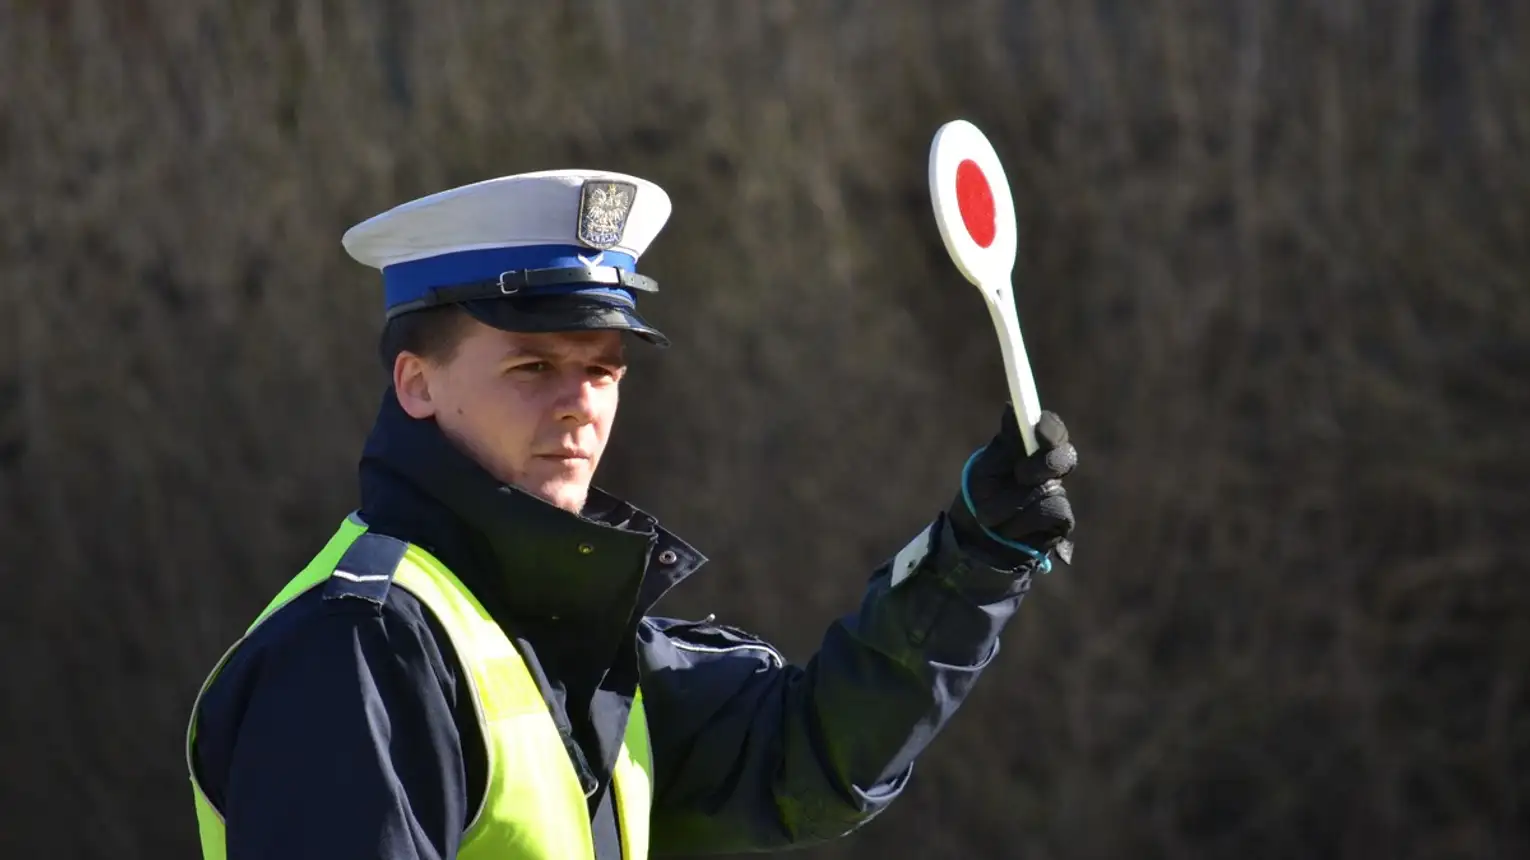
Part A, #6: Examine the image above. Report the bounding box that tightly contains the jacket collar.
[356,387,705,623]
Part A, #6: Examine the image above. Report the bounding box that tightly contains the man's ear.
[393,351,438,419]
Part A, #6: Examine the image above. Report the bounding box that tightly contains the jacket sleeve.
[193,596,471,860]
[640,512,1037,855]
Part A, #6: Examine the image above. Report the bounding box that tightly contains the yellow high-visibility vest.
[185,515,653,860]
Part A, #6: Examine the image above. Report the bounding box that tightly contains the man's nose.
[553,372,599,424]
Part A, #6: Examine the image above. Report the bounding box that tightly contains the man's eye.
[589,365,624,381]
[511,361,552,373]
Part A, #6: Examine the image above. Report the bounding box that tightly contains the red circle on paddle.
[955,159,997,249]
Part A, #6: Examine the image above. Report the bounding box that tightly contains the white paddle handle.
[980,280,1043,456]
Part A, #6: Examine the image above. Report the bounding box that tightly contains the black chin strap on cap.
[384,264,660,320]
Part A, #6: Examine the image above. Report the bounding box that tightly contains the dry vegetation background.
[2,0,1527,858]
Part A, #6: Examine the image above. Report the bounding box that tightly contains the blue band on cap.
[382,244,638,311]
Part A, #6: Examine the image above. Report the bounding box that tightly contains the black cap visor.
[459,295,670,348]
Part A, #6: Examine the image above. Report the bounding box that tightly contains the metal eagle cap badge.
[577,180,637,250]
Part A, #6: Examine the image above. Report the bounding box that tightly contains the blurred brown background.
[2,1,1526,858]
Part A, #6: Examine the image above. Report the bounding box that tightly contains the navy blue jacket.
[190,390,1040,859]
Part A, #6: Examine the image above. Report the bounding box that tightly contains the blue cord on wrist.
[960,449,1053,574]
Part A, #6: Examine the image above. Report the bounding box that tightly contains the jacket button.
[578,543,594,555]
[658,549,678,565]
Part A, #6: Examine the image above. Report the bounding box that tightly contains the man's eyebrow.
[500,345,627,365]
[500,346,556,361]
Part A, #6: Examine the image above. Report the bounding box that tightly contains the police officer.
[185,169,1078,859]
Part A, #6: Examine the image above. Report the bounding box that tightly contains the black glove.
[947,407,1078,570]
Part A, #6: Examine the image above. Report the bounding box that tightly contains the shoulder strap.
[321,531,410,605]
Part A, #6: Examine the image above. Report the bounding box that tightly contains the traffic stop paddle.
[928,119,1044,456]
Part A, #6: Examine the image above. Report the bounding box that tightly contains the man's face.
[394,319,626,514]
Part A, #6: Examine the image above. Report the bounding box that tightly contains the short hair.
[377,305,473,371]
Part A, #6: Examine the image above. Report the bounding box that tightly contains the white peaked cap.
[342,169,673,270]
[337,169,675,346]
